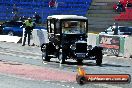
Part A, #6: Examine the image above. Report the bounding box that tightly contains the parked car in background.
[0,23,3,34]
[100,26,132,35]
[0,20,46,36]
[0,20,23,36]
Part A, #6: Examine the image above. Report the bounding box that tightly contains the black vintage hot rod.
[41,15,103,65]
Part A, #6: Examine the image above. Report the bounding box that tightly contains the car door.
[2,22,14,35]
[13,22,23,36]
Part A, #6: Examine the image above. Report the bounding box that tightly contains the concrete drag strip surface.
[0,51,41,60]
[0,60,76,82]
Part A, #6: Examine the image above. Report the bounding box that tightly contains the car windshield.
[2,22,13,27]
[62,21,86,34]
[14,22,23,27]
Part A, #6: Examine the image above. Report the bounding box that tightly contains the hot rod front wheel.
[58,52,66,64]
[41,44,51,62]
[42,51,50,62]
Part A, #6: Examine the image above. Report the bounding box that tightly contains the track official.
[22,18,35,46]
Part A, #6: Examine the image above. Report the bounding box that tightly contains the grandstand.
[0,0,92,23]
[114,0,132,21]
[87,0,132,32]
[1,0,132,32]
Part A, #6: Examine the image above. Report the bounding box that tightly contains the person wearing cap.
[22,17,35,46]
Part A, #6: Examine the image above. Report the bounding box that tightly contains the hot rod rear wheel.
[96,51,103,66]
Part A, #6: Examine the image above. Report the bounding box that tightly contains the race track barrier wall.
[22,28,48,46]
[97,34,132,58]
[1,31,132,58]
[0,35,22,43]
[32,29,49,46]
[87,33,98,47]
[98,34,121,56]
[124,37,132,58]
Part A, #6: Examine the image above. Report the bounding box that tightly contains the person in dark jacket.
[22,18,35,46]
[33,12,41,24]
[126,1,132,8]
[116,1,124,12]
[49,0,56,8]
[13,4,18,14]
[113,23,119,35]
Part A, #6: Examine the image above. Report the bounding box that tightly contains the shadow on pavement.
[43,60,130,68]
[55,61,98,66]
[100,64,130,67]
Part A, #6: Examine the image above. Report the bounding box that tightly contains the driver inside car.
[63,22,81,33]
[63,27,81,33]
[63,27,72,33]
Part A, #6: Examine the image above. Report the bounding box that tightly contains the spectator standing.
[12,4,19,21]
[126,1,132,8]
[19,16,27,22]
[33,12,41,24]
[13,14,19,21]
[113,23,119,35]
[49,0,58,8]
[116,1,124,12]
[12,4,18,14]
[22,18,35,46]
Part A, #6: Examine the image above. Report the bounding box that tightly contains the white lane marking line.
[0,73,73,88]
[51,82,55,85]
[56,83,61,85]
[44,82,72,88]
[61,85,65,87]
[0,49,41,56]
[66,85,70,87]
[46,81,51,84]
[94,84,122,88]
[0,52,40,60]
[0,72,34,81]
